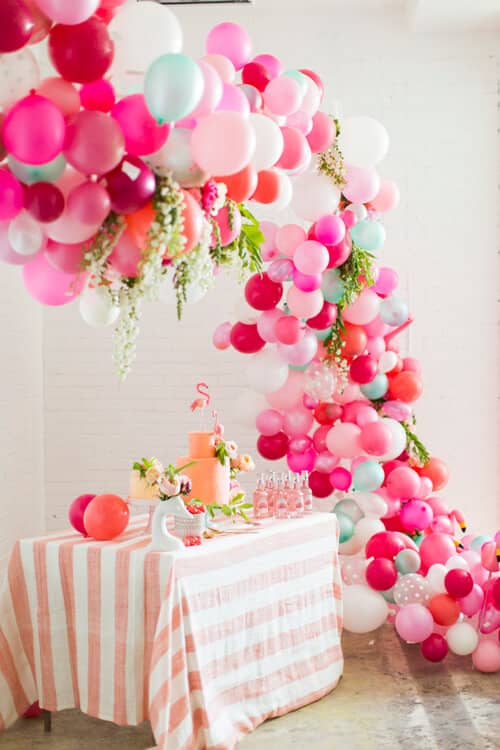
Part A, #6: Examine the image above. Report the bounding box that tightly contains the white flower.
[158,475,181,497]
[145,464,163,485]
[238,454,255,472]
[225,441,238,459]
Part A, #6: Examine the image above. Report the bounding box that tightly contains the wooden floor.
[2,627,498,749]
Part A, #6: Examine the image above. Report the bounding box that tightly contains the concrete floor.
[2,627,498,750]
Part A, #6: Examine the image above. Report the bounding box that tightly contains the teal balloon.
[352,460,384,492]
[315,327,332,341]
[350,219,386,251]
[413,533,424,547]
[321,269,345,304]
[395,549,421,575]
[334,497,363,523]
[381,587,396,603]
[144,53,204,124]
[470,535,492,552]
[334,511,355,544]
[282,69,309,95]
[380,295,408,326]
[360,373,388,400]
[8,154,66,184]
[289,363,309,372]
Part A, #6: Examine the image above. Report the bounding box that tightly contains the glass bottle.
[301,471,313,513]
[253,474,269,519]
[265,472,276,516]
[292,475,305,518]
[274,478,289,519]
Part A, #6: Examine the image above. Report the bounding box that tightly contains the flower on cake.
[237,454,255,472]
[225,441,238,459]
[132,457,195,501]
[145,460,164,485]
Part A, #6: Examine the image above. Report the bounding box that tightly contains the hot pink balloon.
[314,215,345,246]
[400,500,433,532]
[0,169,23,221]
[252,54,282,78]
[112,94,170,156]
[3,94,66,166]
[205,22,252,71]
[80,79,116,113]
[64,110,125,177]
[67,181,111,226]
[292,268,322,292]
[372,266,398,296]
[212,321,232,350]
[256,408,284,436]
[213,204,242,246]
[313,424,330,452]
[287,449,317,473]
[387,467,421,500]
[23,251,85,305]
[330,466,352,491]
[68,493,96,536]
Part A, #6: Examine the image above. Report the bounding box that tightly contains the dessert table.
[0,513,343,749]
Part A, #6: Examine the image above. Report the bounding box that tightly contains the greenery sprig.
[338,241,375,309]
[190,495,254,523]
[81,211,126,277]
[401,422,430,466]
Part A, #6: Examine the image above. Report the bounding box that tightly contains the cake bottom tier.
[129,470,159,500]
[177,456,230,505]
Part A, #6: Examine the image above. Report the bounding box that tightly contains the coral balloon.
[419,533,457,572]
[428,594,460,626]
[64,110,124,176]
[389,371,423,403]
[252,170,281,204]
[275,127,309,171]
[37,77,80,117]
[217,165,258,203]
[83,494,129,541]
[419,457,449,491]
[49,17,114,83]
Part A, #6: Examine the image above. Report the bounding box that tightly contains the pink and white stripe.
[0,514,343,749]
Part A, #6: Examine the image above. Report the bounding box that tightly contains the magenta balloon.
[0,0,34,53]
[44,239,85,274]
[330,466,352,491]
[25,182,65,223]
[314,215,346,246]
[372,266,398,296]
[256,408,284,436]
[309,470,333,498]
[48,18,114,84]
[287,449,316,473]
[267,258,293,283]
[67,181,111,226]
[0,221,37,265]
[108,230,141,278]
[257,431,289,460]
[3,94,66,166]
[68,493,96,536]
[230,321,265,353]
[0,169,23,221]
[64,111,124,176]
[23,251,85,305]
[292,268,322,292]
[102,155,155,214]
[111,95,170,156]
[80,79,116,113]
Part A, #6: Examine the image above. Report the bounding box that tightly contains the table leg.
[42,710,52,733]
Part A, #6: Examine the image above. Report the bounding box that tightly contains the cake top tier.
[188,431,216,459]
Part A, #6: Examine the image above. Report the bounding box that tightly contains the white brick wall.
[2,4,500,556]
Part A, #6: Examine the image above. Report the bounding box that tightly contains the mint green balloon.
[350,219,386,251]
[144,54,204,124]
[395,549,421,575]
[335,498,363,523]
[352,460,384,492]
[282,69,309,96]
[289,363,309,372]
[333,511,355,544]
[321,269,345,304]
[315,327,332,341]
[360,373,388,400]
[381,587,396,603]
[8,154,66,184]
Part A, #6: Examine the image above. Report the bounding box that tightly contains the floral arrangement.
[132,457,194,500]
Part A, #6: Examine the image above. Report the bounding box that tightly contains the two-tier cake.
[176,431,230,505]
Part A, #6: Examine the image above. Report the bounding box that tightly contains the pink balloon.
[68,493,96,536]
[192,60,223,117]
[108,231,141,278]
[3,94,66,166]
[371,179,400,213]
[381,400,412,422]
[364,315,388,338]
[44,239,85,274]
[286,111,312,135]
[430,515,453,534]
[239,84,262,113]
[386,467,421,500]
[326,423,362,459]
[419,533,457,572]
[37,77,81,117]
[292,268,322,292]
[275,315,303,345]
[268,258,293,283]
[205,22,252,71]
[23,251,85,305]
[395,604,433,643]
[275,223,306,257]
[217,83,250,115]
[276,127,310,171]
[64,110,125,177]
[366,337,385,358]
[283,407,314,437]
[330,466,352,491]
[256,408,284,436]
[287,286,324,319]
[343,166,380,204]
[80,79,116,113]
[306,111,335,153]
[67,181,111,226]
[403,357,422,374]
[472,641,500,673]
[343,288,380,325]
[360,421,392,456]
[112,94,170,156]
[0,221,39,265]
[213,204,242,246]
[278,329,317,366]
[267,370,305,410]
[327,240,352,269]
[287,449,317,473]
[263,77,302,116]
[293,240,329,276]
[0,169,23,221]
[191,111,255,176]
[212,321,232,350]
[201,54,235,84]
[315,451,338,473]
[252,54,282,78]
[400,500,433,532]
[289,435,313,454]
[372,266,398,296]
[314,215,345,246]
[313,424,330,452]
[256,308,282,343]
[35,0,99,24]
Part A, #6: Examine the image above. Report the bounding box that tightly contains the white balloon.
[245,348,289,394]
[426,563,447,594]
[146,128,208,187]
[378,418,407,461]
[354,492,387,519]
[8,211,45,256]
[378,350,398,374]
[291,173,340,221]
[343,584,388,634]
[338,116,389,168]
[0,49,40,110]
[300,78,321,117]
[109,1,182,77]
[249,113,284,171]
[340,517,385,555]
[346,203,368,221]
[446,623,478,656]
[79,286,120,328]
[445,555,469,571]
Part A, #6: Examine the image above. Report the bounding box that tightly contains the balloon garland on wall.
[0,0,499,671]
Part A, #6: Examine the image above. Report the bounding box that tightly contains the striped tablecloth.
[0,513,343,749]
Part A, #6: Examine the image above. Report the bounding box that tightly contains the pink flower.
[225,440,238,459]
[158,475,181,498]
[178,474,192,496]
[238,454,255,472]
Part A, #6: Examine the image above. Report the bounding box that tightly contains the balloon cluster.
[69,492,129,540]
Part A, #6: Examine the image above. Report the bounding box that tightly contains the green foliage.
[401,422,430,466]
[338,241,375,309]
[191,494,253,522]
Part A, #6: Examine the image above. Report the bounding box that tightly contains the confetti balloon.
[393,574,431,606]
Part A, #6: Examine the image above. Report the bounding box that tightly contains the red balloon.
[49,18,114,84]
[25,182,65,223]
[350,355,378,384]
[314,402,342,425]
[492,578,500,610]
[102,155,156,215]
[307,301,337,330]
[257,431,289,460]
[217,165,258,203]
[309,470,333,498]
[428,594,460,626]
[80,79,116,112]
[242,62,271,92]
[444,569,473,599]
[365,531,406,560]
[0,0,34,53]
[340,324,367,357]
[252,170,281,204]
[420,633,448,662]
[83,494,129,540]
[365,558,397,591]
[244,273,283,311]
[68,493,96,536]
[230,321,266,353]
[275,315,303,345]
[388,371,423,403]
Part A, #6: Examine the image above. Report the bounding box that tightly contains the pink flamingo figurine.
[212,409,224,438]
[191,382,211,412]
[384,315,414,346]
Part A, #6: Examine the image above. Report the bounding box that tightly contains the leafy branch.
[190,495,253,523]
[338,241,375,309]
[401,422,430,466]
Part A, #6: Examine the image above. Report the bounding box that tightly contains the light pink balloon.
[294,240,329,275]
[268,258,293,283]
[372,266,398,296]
[217,83,250,115]
[23,251,85,306]
[371,179,400,213]
[37,77,80,117]
[275,223,306,257]
[343,288,380,325]
[278,329,317,366]
[283,407,314,437]
[263,77,302,116]
[395,604,433,643]
[67,182,111,226]
[201,54,235,83]
[212,321,232,350]
[315,451,339,473]
[307,111,335,153]
[108,231,141,278]
[256,308,282,343]
[472,641,500,673]
[192,60,223,117]
[458,584,484,616]
[205,22,252,71]
[0,221,39,265]
[287,286,324,319]
[35,0,99,24]
[191,111,255,176]
[326,423,363,458]
[44,239,85,274]
[366,337,385,358]
[64,110,125,177]
[256,408,284,436]
[252,54,282,78]
[287,111,312,135]
[343,165,381,204]
[267,370,305,410]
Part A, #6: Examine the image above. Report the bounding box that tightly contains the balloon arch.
[0,0,499,672]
